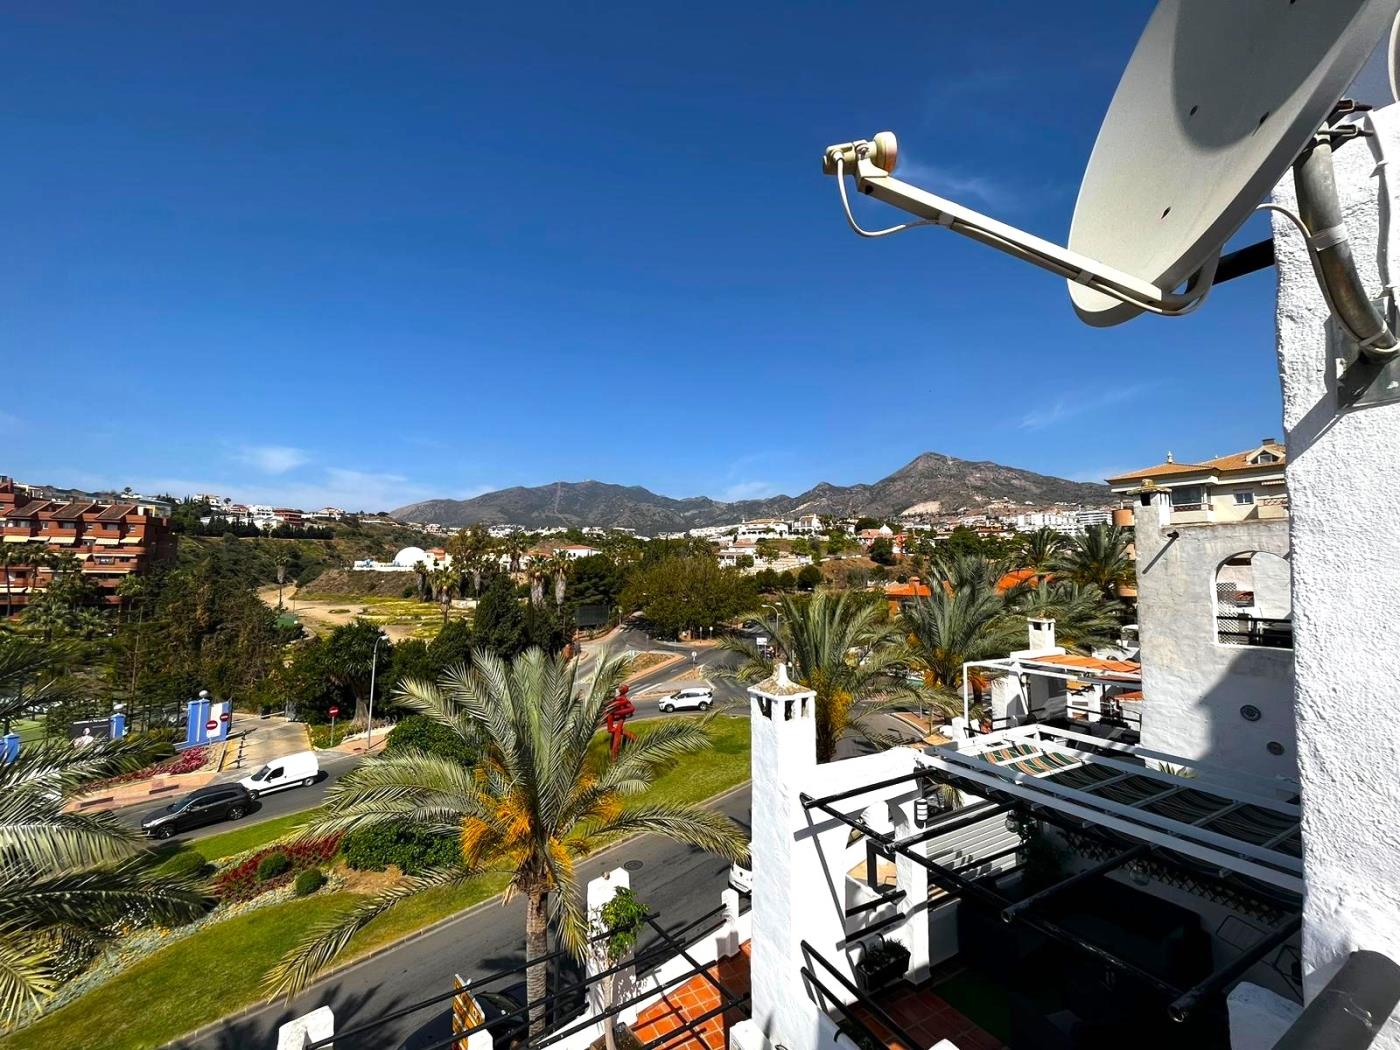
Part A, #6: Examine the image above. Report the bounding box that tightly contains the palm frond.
[266,864,480,999]
[0,926,55,1026]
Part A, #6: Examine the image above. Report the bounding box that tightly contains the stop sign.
[205,720,218,732]
[329,706,340,718]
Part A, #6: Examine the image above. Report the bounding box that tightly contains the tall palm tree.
[272,549,291,610]
[527,554,549,608]
[901,582,1025,701]
[268,649,747,1033]
[540,551,571,608]
[412,559,431,601]
[1018,527,1067,574]
[504,536,527,575]
[1009,580,1122,653]
[0,636,209,1024]
[1056,525,1135,602]
[719,590,915,762]
[428,564,463,626]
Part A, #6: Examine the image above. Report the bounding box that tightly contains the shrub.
[213,835,342,902]
[385,714,475,765]
[343,823,461,874]
[294,868,326,896]
[158,849,210,880]
[256,851,291,881]
[85,745,209,792]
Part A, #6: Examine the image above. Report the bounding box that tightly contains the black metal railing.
[1217,615,1294,649]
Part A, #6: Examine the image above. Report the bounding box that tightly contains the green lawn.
[1,716,751,1050]
[0,893,359,1050]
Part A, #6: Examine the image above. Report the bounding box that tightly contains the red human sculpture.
[605,684,637,759]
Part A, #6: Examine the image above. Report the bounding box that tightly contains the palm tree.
[527,554,549,608]
[719,590,916,762]
[272,549,291,610]
[0,636,209,1023]
[504,536,528,575]
[540,551,571,608]
[901,582,1025,702]
[267,648,747,1033]
[412,559,430,601]
[1056,525,1135,602]
[1009,580,1122,653]
[1018,527,1066,574]
[428,564,463,625]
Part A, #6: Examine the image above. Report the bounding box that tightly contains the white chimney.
[1027,617,1056,653]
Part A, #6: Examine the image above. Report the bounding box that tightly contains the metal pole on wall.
[366,633,385,753]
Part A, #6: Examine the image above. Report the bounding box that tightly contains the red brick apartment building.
[0,476,174,613]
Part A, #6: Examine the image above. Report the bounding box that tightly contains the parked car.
[238,750,319,799]
[728,862,753,894]
[140,784,253,839]
[658,687,713,713]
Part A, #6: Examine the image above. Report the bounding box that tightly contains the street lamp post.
[366,632,386,753]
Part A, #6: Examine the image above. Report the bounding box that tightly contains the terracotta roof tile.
[1106,442,1286,483]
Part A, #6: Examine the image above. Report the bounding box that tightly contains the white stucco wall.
[747,681,925,1050]
[1133,491,1297,779]
[1273,103,1400,1046]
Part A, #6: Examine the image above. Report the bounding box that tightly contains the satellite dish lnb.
[824,0,1400,359]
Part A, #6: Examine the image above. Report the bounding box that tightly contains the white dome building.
[392,546,430,569]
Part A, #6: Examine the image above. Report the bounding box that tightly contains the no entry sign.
[205,719,218,732]
[329,706,340,718]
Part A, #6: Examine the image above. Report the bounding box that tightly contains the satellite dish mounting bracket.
[822,134,1215,319]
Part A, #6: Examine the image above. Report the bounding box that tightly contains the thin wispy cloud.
[234,445,311,474]
[721,480,779,502]
[895,158,1016,211]
[1018,384,1159,431]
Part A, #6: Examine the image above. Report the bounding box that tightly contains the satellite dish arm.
[824,136,1213,316]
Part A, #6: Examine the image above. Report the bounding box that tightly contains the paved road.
[113,750,362,845]
[178,787,754,1050]
[172,714,922,1050]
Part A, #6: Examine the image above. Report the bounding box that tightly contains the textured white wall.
[1273,103,1400,1046]
[747,683,924,1050]
[1132,492,1296,778]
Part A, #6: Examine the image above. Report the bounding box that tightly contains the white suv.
[658,687,713,713]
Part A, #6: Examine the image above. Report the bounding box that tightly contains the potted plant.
[854,937,910,992]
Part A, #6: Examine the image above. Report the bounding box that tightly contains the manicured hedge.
[343,823,460,874]
[294,868,326,896]
[158,849,211,880]
[256,852,290,881]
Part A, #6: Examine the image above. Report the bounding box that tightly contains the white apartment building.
[1108,441,1289,525]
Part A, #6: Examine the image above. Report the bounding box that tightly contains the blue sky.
[3,2,1294,511]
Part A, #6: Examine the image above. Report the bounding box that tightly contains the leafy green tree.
[719,591,914,763]
[620,557,754,639]
[474,573,527,657]
[868,537,896,566]
[390,639,434,685]
[567,555,625,613]
[321,619,390,724]
[270,649,747,1034]
[796,564,823,591]
[0,672,209,1023]
[384,713,475,764]
[428,618,474,671]
[853,517,883,533]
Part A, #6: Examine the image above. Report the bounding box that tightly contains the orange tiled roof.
[1107,442,1286,483]
[1031,653,1141,676]
[885,580,932,599]
[632,943,751,1050]
[996,568,1045,592]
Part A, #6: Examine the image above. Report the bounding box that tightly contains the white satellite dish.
[1390,9,1400,102]
[824,0,1400,351]
[1070,0,1400,326]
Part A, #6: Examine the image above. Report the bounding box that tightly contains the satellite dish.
[823,0,1400,337]
[1390,9,1400,102]
[1069,0,1400,326]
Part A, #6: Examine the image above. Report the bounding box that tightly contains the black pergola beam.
[802,794,895,845]
[799,767,933,811]
[1169,915,1303,1022]
[1001,844,1150,923]
[845,887,905,917]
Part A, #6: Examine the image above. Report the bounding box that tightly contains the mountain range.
[391,453,1110,533]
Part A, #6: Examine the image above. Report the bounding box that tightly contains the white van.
[239,751,319,799]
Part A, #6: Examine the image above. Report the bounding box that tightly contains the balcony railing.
[1217,615,1293,649]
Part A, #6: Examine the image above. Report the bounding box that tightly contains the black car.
[140,784,253,839]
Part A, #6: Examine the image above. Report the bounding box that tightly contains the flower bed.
[212,835,342,903]
[85,746,209,792]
